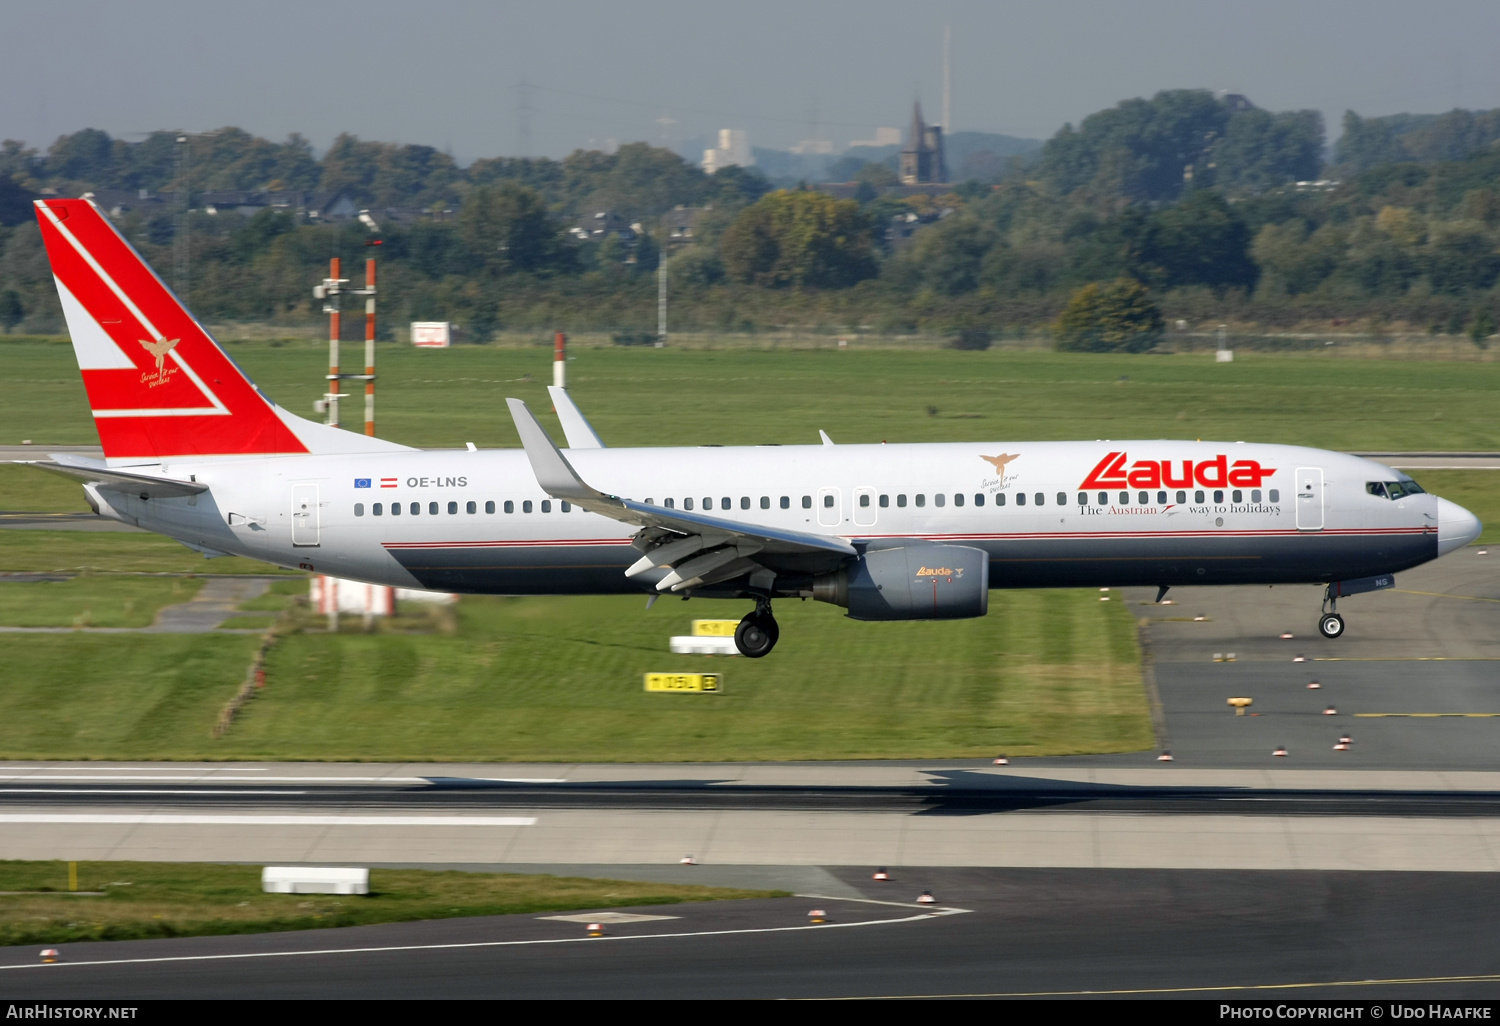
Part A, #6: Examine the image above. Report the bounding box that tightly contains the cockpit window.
[1368,480,1425,500]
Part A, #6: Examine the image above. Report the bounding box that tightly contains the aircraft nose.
[1436,497,1482,556]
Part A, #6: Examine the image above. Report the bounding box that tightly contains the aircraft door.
[1295,467,1324,531]
[817,487,842,527]
[291,483,321,546]
[853,486,877,528]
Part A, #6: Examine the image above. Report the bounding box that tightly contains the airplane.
[20,197,1484,657]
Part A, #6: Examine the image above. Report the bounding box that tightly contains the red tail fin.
[35,199,408,463]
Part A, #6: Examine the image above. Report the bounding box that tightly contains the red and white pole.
[364,257,376,437]
[553,331,566,390]
[327,257,341,429]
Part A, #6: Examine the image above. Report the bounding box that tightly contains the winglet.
[819,430,834,446]
[548,387,606,449]
[506,398,608,502]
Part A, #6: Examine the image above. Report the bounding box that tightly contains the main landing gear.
[1318,585,1345,639]
[735,600,779,658]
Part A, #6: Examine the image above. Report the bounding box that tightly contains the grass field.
[0,575,201,628]
[0,588,1147,761]
[0,341,1492,762]
[0,861,776,946]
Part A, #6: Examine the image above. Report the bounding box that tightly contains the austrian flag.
[380,477,399,489]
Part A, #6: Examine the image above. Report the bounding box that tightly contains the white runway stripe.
[0,776,567,784]
[0,814,537,826]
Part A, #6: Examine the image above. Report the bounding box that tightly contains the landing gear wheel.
[735,612,779,658]
[1318,613,1345,639]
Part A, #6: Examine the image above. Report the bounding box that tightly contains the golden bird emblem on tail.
[137,337,180,375]
[980,453,1019,474]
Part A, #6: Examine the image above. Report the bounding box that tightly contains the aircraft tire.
[735,612,778,658]
[1317,613,1345,639]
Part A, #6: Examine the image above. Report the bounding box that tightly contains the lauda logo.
[1080,451,1276,490]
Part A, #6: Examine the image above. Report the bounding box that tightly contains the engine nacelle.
[813,542,989,621]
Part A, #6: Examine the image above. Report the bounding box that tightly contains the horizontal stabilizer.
[26,453,207,498]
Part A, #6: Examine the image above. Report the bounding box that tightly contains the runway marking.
[1355,713,1500,718]
[0,789,307,795]
[0,776,567,784]
[1312,657,1500,662]
[0,766,267,772]
[0,814,537,826]
[0,903,970,973]
[1392,589,1500,603]
[854,971,1500,999]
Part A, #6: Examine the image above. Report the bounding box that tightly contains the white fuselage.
[92,439,1450,597]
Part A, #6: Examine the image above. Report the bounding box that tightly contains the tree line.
[3,90,1500,343]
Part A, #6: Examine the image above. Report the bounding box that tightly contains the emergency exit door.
[1294,467,1324,531]
[291,483,321,546]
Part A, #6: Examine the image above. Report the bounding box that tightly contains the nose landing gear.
[734,599,780,658]
[1317,585,1345,639]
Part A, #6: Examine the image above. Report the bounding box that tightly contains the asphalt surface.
[5,869,1500,998]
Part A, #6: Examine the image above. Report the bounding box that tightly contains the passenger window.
[504,500,514,513]
[780,496,789,509]
[802,496,812,509]
[1057,492,1067,506]
[1232,490,1242,504]
[897,494,907,507]
[665,498,675,509]
[1195,490,1205,504]
[1251,490,1261,504]
[523,500,533,513]
[823,494,835,508]
[466,501,476,514]
[1035,493,1044,506]
[879,494,889,508]
[974,494,985,507]
[954,493,964,507]
[1213,490,1223,504]
[1098,492,1108,505]
[703,497,712,510]
[429,502,439,515]
[741,497,750,510]
[1157,491,1167,505]
[485,500,495,514]
[561,501,571,512]
[355,503,364,517]
[1176,491,1186,504]
[934,493,945,508]
[684,498,694,510]
[1016,492,1026,506]
[1269,489,1280,502]
[1137,491,1148,505]
[760,496,770,509]
[859,494,870,507]
[995,493,1005,506]
[915,494,926,508]
[373,502,383,516]
[721,497,731,510]
[1077,493,1087,505]
[542,500,552,513]
[411,502,421,515]
[1119,491,1129,505]
[448,501,458,515]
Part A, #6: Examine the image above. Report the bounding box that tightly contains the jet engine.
[812,542,989,621]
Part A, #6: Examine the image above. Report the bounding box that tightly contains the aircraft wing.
[507,398,854,591]
[25,453,208,498]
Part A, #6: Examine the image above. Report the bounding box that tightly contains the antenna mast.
[942,25,952,132]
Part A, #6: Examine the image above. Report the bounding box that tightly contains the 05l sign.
[645,673,723,693]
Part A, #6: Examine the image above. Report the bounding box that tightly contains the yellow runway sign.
[645,673,723,693]
[690,620,739,637]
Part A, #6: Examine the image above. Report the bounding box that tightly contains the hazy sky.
[4,0,1500,164]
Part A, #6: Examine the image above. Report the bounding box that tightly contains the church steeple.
[899,99,946,185]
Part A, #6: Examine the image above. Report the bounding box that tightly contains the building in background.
[899,102,946,185]
[848,127,901,149]
[702,129,753,174]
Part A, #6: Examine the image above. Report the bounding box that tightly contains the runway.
[1,543,1495,996]
[5,869,1500,998]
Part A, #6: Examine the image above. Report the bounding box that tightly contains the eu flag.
[354,478,371,488]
